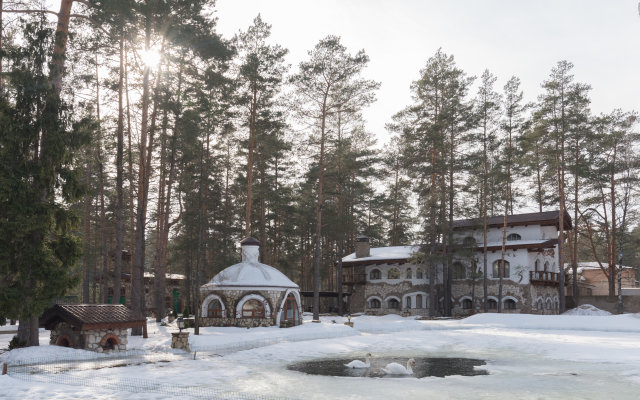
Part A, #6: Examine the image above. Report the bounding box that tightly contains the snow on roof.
[569,262,634,273]
[342,245,421,263]
[143,272,186,280]
[201,239,298,290]
[201,261,299,289]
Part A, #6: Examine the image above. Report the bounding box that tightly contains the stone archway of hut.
[57,335,72,347]
[100,333,121,351]
[282,294,299,325]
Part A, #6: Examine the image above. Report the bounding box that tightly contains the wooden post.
[2,363,7,375]
[143,322,148,339]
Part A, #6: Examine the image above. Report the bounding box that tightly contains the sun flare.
[140,48,162,69]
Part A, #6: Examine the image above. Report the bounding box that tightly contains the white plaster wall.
[455,225,553,243]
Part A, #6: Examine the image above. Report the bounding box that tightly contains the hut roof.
[40,304,146,331]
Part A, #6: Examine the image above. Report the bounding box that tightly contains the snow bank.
[459,312,640,332]
[563,304,612,316]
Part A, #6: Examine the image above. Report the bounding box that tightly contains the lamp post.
[177,316,185,333]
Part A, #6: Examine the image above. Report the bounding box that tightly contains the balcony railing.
[530,271,560,286]
[342,273,366,285]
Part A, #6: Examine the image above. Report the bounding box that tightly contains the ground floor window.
[462,298,473,309]
[415,294,423,308]
[487,299,498,310]
[388,298,400,309]
[207,298,223,318]
[369,298,381,309]
[504,299,517,310]
[405,297,412,309]
[242,299,265,318]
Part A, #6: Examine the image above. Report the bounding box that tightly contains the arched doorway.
[207,298,223,318]
[57,335,72,347]
[281,293,299,326]
[103,337,118,351]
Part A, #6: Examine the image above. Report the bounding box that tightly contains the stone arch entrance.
[100,334,121,351]
[56,335,73,347]
[280,293,299,326]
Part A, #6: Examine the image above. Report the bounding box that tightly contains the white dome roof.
[201,238,299,290]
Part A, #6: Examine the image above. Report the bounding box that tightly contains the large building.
[342,210,571,316]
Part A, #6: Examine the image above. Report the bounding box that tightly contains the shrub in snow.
[9,335,27,350]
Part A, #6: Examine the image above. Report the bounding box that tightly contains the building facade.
[342,211,571,317]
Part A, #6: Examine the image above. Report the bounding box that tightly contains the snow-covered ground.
[2,307,640,399]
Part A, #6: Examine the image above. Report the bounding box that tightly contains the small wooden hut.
[40,304,146,352]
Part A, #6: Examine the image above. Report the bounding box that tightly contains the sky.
[213,0,640,148]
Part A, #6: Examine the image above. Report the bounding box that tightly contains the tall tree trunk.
[82,158,91,303]
[131,19,153,334]
[245,87,258,237]
[312,93,329,321]
[112,36,125,309]
[95,53,108,304]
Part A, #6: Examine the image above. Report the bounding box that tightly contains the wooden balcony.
[342,273,366,285]
[530,271,561,286]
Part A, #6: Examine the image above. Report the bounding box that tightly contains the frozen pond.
[288,356,487,378]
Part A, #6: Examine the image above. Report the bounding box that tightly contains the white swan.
[382,358,416,375]
[344,353,372,368]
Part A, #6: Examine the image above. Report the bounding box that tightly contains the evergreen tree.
[0,18,91,345]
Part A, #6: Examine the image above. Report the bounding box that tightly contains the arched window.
[242,299,265,318]
[388,298,400,309]
[452,262,467,279]
[546,298,552,310]
[405,296,412,309]
[543,261,550,272]
[406,268,412,279]
[504,299,517,310]
[462,298,473,310]
[535,260,541,271]
[507,233,522,241]
[369,298,381,309]
[537,298,544,310]
[369,269,381,280]
[492,260,510,278]
[415,294,423,309]
[462,236,476,247]
[207,298,223,318]
[387,268,400,279]
[487,299,498,310]
[416,268,424,279]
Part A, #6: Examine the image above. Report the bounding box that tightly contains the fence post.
[2,363,7,375]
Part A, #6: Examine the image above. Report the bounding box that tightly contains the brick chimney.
[355,236,370,258]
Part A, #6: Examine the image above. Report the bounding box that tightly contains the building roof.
[39,304,146,331]
[201,262,299,289]
[453,210,572,230]
[573,262,634,273]
[201,237,298,290]
[341,245,421,266]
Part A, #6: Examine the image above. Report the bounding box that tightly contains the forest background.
[0,0,638,345]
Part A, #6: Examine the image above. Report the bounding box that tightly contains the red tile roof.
[40,304,146,331]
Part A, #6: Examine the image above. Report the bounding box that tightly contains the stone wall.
[50,322,128,352]
[200,288,301,327]
[350,276,562,316]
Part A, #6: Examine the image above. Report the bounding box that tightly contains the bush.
[182,306,190,317]
[9,336,27,350]
[172,304,179,318]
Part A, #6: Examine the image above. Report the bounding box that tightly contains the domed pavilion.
[200,237,302,328]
